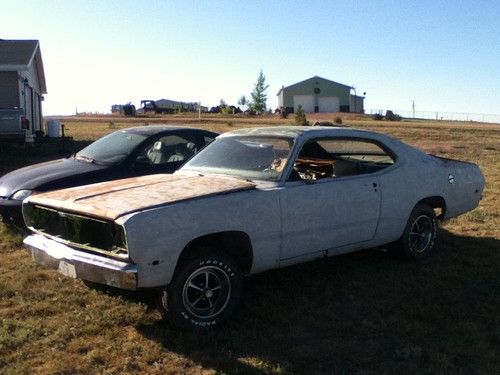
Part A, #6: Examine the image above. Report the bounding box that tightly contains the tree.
[237,95,248,110]
[219,98,228,108]
[250,70,269,115]
[295,105,309,126]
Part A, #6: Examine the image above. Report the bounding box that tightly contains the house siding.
[17,61,43,133]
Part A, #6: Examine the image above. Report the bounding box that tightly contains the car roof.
[219,126,373,139]
[123,125,218,136]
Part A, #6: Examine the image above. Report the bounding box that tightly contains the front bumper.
[0,199,24,228]
[24,234,137,290]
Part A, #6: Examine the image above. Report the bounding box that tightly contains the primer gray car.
[22,127,485,329]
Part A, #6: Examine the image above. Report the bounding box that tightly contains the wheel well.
[416,196,446,220]
[177,231,253,275]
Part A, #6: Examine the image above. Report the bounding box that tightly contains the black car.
[0,125,218,228]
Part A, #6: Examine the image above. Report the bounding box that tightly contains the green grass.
[0,114,499,374]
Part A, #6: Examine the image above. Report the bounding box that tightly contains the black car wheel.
[394,204,438,260]
[160,250,243,330]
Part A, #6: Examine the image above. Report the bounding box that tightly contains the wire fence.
[367,109,500,124]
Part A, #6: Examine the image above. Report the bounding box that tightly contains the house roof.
[0,39,47,94]
[277,75,352,96]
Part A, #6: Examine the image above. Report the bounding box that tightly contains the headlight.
[11,189,33,201]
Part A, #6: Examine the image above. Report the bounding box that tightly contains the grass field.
[1,114,499,374]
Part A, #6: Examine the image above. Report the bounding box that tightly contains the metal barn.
[277,76,364,114]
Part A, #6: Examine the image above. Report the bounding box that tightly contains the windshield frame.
[180,135,296,182]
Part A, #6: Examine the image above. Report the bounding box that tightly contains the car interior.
[289,138,395,181]
[146,138,197,165]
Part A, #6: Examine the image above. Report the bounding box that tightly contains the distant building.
[141,99,207,113]
[277,76,364,114]
[0,39,47,135]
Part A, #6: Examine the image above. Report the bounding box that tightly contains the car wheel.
[159,251,243,330]
[394,204,438,260]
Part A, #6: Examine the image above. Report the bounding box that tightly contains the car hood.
[0,158,107,197]
[25,174,256,220]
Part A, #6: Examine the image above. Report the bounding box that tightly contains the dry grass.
[1,114,499,374]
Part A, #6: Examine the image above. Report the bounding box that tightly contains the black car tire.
[393,204,438,261]
[159,250,243,330]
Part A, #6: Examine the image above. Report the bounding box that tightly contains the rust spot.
[28,174,255,220]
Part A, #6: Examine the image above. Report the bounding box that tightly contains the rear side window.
[316,139,395,165]
[290,137,395,181]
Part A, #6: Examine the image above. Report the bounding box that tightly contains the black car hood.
[0,158,108,197]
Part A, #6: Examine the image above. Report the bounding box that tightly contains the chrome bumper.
[24,234,137,290]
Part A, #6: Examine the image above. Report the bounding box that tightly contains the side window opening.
[289,138,395,181]
[136,134,197,166]
[204,135,215,146]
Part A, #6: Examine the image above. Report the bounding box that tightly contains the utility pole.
[412,100,415,118]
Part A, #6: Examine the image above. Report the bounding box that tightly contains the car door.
[279,137,392,261]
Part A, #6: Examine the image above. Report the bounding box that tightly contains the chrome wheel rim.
[182,266,231,319]
[409,215,433,253]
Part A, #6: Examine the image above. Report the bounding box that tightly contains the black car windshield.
[181,136,294,181]
[75,130,148,164]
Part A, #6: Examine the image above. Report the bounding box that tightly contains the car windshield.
[75,130,148,164]
[181,136,294,181]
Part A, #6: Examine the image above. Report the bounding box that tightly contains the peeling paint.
[26,174,255,220]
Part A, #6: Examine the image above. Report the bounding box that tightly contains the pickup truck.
[0,108,29,143]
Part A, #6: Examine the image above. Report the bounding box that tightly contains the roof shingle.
[0,39,39,66]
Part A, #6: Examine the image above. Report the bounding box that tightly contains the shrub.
[279,106,289,119]
[108,122,116,129]
[295,105,309,126]
[373,113,383,121]
[334,116,342,125]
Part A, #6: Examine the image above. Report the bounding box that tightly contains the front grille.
[24,203,128,258]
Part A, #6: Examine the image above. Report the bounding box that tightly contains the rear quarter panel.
[433,157,484,218]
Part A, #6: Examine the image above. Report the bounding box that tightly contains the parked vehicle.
[0,108,29,143]
[0,125,218,227]
[22,126,484,329]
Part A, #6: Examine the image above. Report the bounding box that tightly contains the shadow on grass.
[134,229,499,374]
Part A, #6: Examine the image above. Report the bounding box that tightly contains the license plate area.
[58,260,76,278]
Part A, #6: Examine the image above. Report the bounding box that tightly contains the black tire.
[393,204,438,261]
[159,250,243,330]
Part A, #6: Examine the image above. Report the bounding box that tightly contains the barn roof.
[277,76,352,96]
[0,39,47,94]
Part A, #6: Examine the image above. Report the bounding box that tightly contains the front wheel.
[160,251,243,330]
[393,204,438,260]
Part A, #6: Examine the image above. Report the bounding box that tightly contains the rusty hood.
[25,174,256,220]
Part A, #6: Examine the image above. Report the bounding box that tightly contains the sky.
[1,0,499,116]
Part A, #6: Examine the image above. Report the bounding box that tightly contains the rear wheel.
[160,251,243,330]
[393,204,438,260]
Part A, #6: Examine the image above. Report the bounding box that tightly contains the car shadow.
[131,229,499,373]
